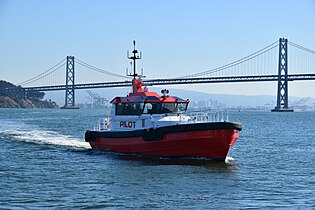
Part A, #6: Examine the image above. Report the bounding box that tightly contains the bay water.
[0,109,314,209]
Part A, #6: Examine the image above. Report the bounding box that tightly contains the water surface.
[0,109,314,209]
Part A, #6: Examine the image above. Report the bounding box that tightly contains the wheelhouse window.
[115,103,144,115]
[176,102,188,112]
[143,102,188,114]
[161,103,176,113]
[115,101,188,115]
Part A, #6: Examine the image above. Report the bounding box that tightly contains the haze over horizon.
[44,87,315,108]
[1,0,315,98]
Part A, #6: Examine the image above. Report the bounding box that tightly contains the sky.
[1,0,315,99]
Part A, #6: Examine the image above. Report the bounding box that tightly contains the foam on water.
[12,130,91,149]
[225,156,234,164]
[0,120,90,149]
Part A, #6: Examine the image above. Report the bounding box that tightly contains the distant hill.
[0,80,58,108]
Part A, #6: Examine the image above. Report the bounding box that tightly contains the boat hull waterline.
[85,122,242,161]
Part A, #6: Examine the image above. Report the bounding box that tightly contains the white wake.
[2,128,91,149]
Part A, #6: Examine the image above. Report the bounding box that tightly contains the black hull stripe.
[85,122,242,142]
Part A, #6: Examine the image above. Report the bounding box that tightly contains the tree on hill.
[0,80,45,100]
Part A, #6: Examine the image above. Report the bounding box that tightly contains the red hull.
[86,127,240,160]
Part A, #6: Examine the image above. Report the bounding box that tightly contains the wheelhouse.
[111,95,189,116]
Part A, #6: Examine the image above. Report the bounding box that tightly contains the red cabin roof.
[110,93,188,104]
[110,79,188,104]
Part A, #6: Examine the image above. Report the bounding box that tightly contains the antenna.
[127,40,142,79]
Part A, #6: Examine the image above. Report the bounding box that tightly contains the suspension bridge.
[1,38,315,111]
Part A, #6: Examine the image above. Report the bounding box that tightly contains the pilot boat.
[85,41,242,161]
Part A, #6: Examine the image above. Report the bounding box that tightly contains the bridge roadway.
[2,73,315,92]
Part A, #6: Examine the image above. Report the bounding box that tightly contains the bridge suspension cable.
[178,40,279,78]
[288,41,315,55]
[75,58,129,79]
[288,41,315,74]
[18,59,66,86]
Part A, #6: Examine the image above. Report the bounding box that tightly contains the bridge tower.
[271,38,293,112]
[62,56,78,109]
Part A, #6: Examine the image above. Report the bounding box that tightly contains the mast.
[127,40,142,79]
